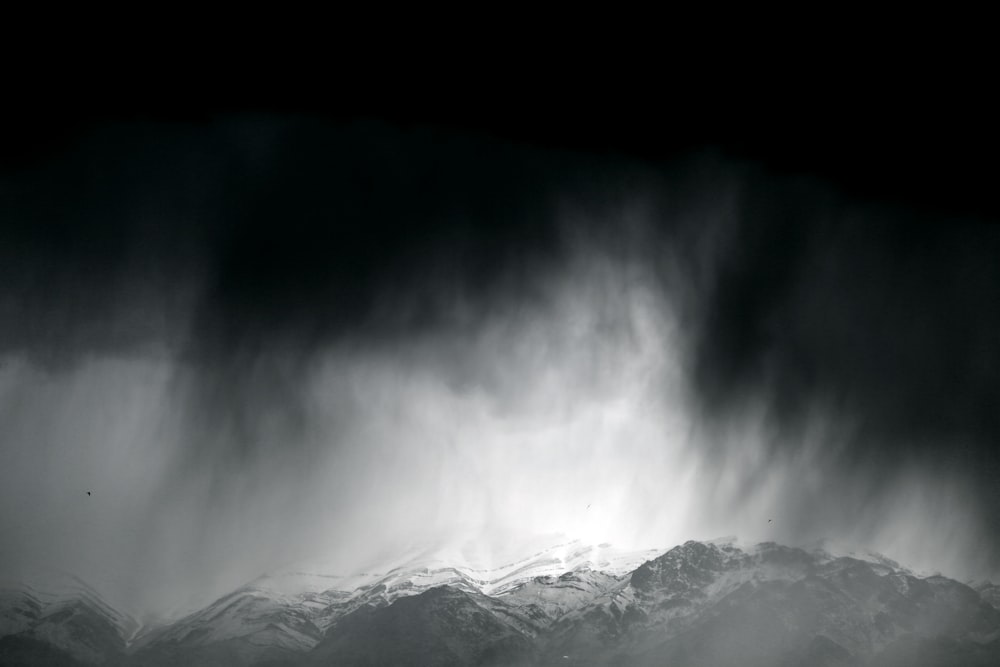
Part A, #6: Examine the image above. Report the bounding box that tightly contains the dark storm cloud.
[0,115,584,467]
[1,117,571,360]
[1,115,663,467]
[676,173,1000,515]
[2,114,999,614]
[188,118,569,348]
[693,192,1000,441]
[0,120,217,364]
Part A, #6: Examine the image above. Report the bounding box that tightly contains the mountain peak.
[6,538,1000,666]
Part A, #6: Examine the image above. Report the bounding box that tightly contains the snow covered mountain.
[4,538,1000,666]
[0,571,139,665]
[126,537,660,665]
[536,539,1000,666]
[974,580,1000,611]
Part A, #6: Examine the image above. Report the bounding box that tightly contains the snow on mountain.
[292,538,1000,666]
[130,583,324,653]
[304,586,535,667]
[802,537,923,576]
[538,539,1000,665]
[0,570,140,664]
[326,537,661,596]
[8,537,1000,665]
[498,568,627,628]
[267,535,663,598]
[126,536,662,663]
[973,581,1000,610]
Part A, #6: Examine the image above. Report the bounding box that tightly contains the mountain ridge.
[3,538,999,666]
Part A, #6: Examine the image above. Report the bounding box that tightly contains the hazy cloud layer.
[1,117,997,618]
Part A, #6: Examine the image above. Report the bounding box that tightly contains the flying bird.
[768,519,772,523]
[86,491,91,496]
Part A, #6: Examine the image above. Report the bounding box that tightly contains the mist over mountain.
[1,58,999,665]
[3,538,999,666]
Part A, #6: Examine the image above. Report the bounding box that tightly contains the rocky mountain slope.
[535,540,1000,666]
[0,572,138,665]
[3,539,999,666]
[124,538,658,666]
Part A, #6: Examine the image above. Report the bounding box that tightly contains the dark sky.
[1,68,998,616]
